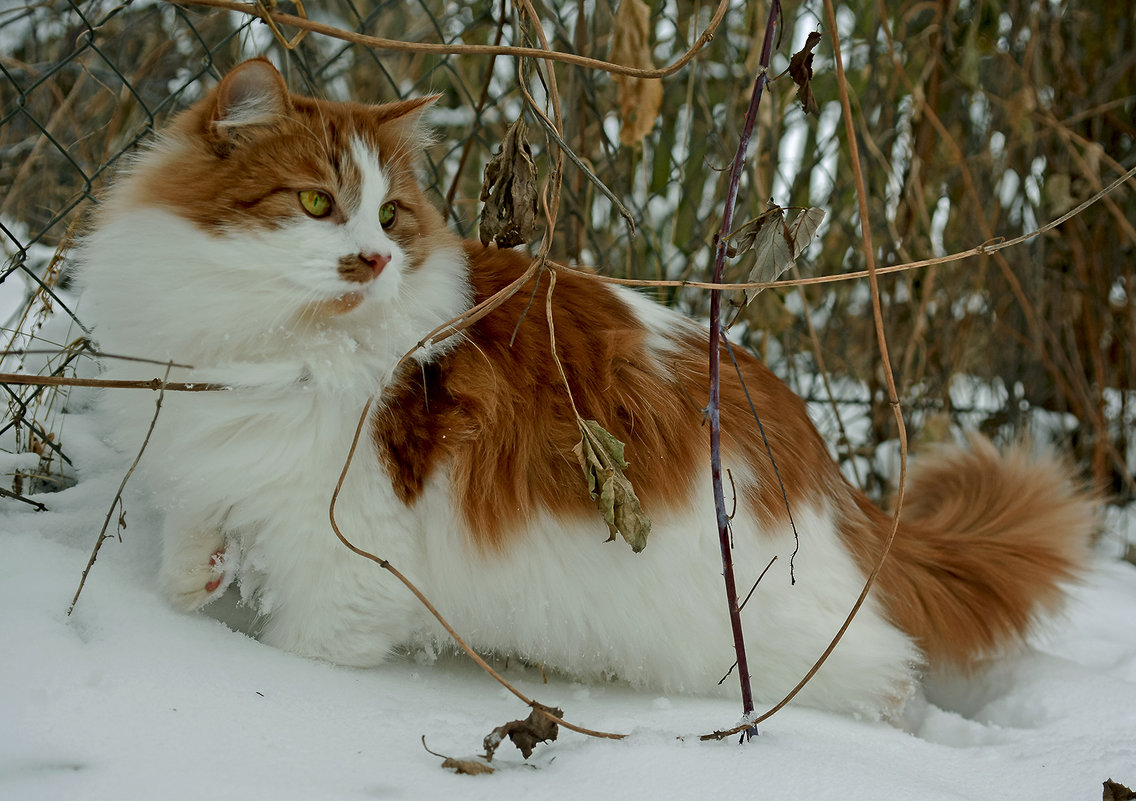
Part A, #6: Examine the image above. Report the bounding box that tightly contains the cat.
[77,57,1096,718]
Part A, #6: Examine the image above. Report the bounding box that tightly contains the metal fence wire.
[2,0,1134,508]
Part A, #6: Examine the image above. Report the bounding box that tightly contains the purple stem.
[708,0,781,731]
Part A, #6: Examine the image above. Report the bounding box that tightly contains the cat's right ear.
[206,58,289,154]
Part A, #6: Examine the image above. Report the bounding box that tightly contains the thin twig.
[0,373,228,392]
[517,0,565,253]
[738,555,778,613]
[166,0,730,80]
[539,162,1136,293]
[518,82,637,235]
[68,363,172,615]
[443,0,507,220]
[721,336,799,582]
[0,347,195,369]
[0,485,48,511]
[543,269,582,420]
[716,554,778,687]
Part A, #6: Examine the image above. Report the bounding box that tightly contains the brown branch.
[538,160,1136,294]
[0,486,47,511]
[443,0,507,220]
[704,0,914,741]
[516,0,566,255]
[68,364,172,615]
[0,374,228,392]
[702,0,781,736]
[0,348,194,369]
[165,0,729,79]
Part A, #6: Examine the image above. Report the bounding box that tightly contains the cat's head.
[118,58,461,318]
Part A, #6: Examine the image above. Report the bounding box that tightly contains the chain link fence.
[2,0,1134,513]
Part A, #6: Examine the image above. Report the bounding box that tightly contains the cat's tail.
[837,434,1098,668]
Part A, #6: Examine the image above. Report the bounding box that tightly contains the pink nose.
[360,252,390,276]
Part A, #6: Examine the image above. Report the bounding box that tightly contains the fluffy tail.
[838,435,1098,668]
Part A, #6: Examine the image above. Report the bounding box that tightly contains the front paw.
[160,535,236,611]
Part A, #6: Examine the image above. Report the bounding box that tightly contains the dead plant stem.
[0,373,227,392]
[68,364,172,615]
[703,0,912,742]
[704,0,781,736]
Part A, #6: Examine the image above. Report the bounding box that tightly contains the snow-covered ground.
[2,402,1135,801]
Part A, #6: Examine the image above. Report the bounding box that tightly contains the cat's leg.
[158,512,237,611]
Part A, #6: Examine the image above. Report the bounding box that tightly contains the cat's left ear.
[372,95,443,141]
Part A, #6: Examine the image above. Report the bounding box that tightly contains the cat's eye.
[379,201,397,229]
[299,190,333,218]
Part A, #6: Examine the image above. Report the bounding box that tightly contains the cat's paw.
[160,533,236,612]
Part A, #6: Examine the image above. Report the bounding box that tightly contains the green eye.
[379,201,396,229]
[299,190,333,218]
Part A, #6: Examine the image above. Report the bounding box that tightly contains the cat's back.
[374,242,837,555]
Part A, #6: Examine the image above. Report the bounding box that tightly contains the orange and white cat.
[78,58,1095,717]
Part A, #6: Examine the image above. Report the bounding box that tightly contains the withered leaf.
[788,31,822,116]
[573,419,651,552]
[483,703,563,761]
[1104,779,1136,801]
[731,203,826,308]
[786,206,825,255]
[727,204,784,257]
[611,0,663,146]
[422,737,497,775]
[479,116,539,248]
[441,756,495,775]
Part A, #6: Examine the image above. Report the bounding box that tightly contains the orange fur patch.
[373,244,709,548]
[836,435,1096,667]
[373,245,845,548]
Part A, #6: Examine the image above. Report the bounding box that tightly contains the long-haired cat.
[78,58,1096,717]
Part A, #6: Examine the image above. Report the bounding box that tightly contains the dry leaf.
[730,203,825,308]
[441,756,495,775]
[574,419,651,552]
[1104,779,1136,801]
[786,206,825,254]
[788,31,822,116]
[749,205,791,293]
[611,0,663,146]
[728,204,784,256]
[483,703,563,761]
[422,736,497,775]
[479,116,539,248]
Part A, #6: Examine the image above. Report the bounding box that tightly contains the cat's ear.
[372,95,443,141]
[207,58,290,152]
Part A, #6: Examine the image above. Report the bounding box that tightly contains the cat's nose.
[359,251,390,276]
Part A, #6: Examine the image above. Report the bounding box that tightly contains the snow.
[2,411,1136,800]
